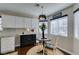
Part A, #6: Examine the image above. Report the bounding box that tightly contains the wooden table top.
[26,44,64,55]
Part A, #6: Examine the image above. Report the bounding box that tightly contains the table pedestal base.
[37,50,47,55]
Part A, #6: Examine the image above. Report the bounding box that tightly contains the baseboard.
[57,46,73,55]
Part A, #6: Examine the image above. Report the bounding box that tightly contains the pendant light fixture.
[38,5,46,21]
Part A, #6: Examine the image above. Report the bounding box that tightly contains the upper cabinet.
[2,15,38,29]
[31,18,38,28]
[24,18,32,28]
[15,16,25,28]
[24,18,38,29]
[2,15,25,28]
[2,15,16,28]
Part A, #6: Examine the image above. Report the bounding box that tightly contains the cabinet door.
[31,19,39,33]
[6,37,15,52]
[31,19,38,28]
[15,17,25,28]
[1,38,7,53]
[21,17,25,28]
[1,37,15,53]
[2,15,16,28]
[24,18,32,28]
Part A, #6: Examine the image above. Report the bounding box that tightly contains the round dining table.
[26,44,64,55]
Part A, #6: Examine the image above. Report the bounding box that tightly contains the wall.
[48,5,74,54]
[59,5,74,54]
[73,4,79,55]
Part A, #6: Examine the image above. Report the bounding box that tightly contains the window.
[39,22,48,34]
[50,16,68,36]
[74,10,79,39]
[58,16,68,36]
[0,17,3,31]
[50,19,58,35]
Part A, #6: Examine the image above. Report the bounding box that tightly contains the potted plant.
[39,23,47,39]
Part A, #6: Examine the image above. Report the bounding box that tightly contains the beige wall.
[73,3,79,55]
[58,5,74,54]
[48,5,74,54]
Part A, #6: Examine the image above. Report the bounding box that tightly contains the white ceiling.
[0,3,73,18]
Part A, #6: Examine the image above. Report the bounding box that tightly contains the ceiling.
[0,3,74,18]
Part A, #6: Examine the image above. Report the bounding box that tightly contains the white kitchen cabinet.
[24,18,38,29]
[15,16,25,28]
[31,19,39,34]
[0,37,15,54]
[2,15,38,29]
[2,15,16,28]
[31,19,38,28]
[24,18,32,28]
[2,15,25,28]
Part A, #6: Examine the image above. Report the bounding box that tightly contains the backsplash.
[0,28,16,37]
[0,28,38,37]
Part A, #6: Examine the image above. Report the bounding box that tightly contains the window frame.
[74,9,79,39]
[50,15,68,37]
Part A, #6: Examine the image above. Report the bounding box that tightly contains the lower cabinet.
[20,34,36,47]
[0,37,15,54]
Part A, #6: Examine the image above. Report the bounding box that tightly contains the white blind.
[50,16,68,36]
[50,19,58,35]
[74,11,79,39]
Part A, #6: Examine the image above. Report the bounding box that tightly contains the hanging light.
[38,14,46,20]
[38,6,46,21]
